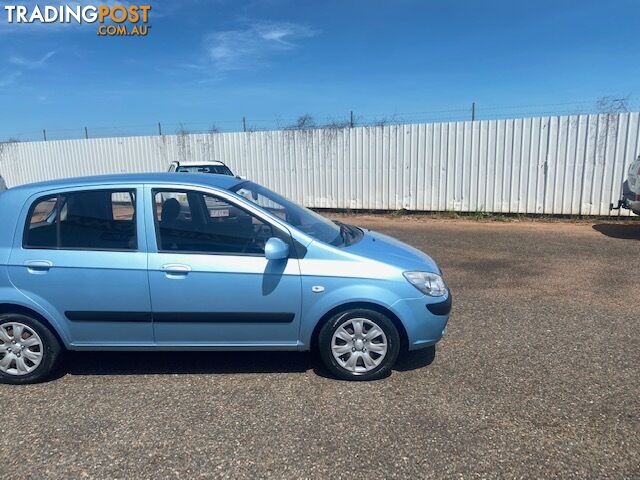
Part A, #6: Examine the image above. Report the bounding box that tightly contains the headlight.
[403,271,448,297]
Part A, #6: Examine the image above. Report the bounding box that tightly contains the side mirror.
[265,237,289,261]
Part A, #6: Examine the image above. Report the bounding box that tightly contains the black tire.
[318,308,400,381]
[0,314,62,385]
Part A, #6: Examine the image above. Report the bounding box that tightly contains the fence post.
[158,122,162,135]
[42,129,47,141]
[242,116,247,132]
[350,111,354,128]
[471,102,476,121]
[84,127,88,139]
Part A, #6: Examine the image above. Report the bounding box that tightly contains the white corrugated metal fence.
[0,113,638,216]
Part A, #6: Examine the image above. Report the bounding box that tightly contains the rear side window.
[112,192,135,221]
[24,189,137,251]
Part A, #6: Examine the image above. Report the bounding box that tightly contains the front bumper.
[392,291,451,350]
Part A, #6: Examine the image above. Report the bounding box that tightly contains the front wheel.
[318,309,400,381]
[0,314,61,385]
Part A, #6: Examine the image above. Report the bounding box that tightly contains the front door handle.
[161,264,192,278]
[25,260,53,274]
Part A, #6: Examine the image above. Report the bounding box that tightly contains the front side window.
[153,190,277,255]
[24,189,137,250]
[233,182,362,246]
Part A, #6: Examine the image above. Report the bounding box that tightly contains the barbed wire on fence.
[1,97,637,143]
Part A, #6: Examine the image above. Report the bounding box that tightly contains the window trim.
[151,188,292,257]
[22,188,140,252]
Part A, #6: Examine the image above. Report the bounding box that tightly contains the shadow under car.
[592,223,640,240]
[53,346,437,379]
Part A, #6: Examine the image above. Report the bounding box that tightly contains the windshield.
[232,181,349,246]
[177,165,233,176]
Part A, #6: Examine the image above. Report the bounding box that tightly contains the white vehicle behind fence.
[168,160,235,177]
[165,161,240,217]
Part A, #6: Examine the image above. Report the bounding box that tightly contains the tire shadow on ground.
[311,345,436,380]
[592,223,640,240]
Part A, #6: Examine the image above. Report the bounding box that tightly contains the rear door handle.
[25,260,53,273]
[161,264,192,277]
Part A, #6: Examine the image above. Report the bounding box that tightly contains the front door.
[145,187,302,348]
[8,187,153,347]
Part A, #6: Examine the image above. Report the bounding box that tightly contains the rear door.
[7,186,153,347]
[145,185,302,348]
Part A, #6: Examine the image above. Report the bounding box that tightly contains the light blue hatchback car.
[0,174,450,383]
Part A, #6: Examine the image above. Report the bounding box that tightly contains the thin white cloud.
[205,21,317,71]
[0,71,21,87]
[0,50,55,87]
[8,50,56,68]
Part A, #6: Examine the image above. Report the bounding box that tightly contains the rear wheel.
[318,309,400,381]
[0,314,61,385]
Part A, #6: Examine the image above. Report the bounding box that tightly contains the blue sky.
[1,0,640,140]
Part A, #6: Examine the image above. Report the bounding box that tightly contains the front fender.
[298,277,418,349]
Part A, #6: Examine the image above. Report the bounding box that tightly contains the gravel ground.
[0,217,638,479]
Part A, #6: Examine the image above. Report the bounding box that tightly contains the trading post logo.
[3,3,152,36]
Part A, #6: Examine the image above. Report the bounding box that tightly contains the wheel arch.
[310,301,409,353]
[0,303,66,348]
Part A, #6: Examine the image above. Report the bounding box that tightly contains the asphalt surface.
[1,217,638,479]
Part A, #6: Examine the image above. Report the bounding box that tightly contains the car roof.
[174,161,227,167]
[7,173,246,197]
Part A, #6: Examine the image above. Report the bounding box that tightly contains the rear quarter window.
[29,196,57,224]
